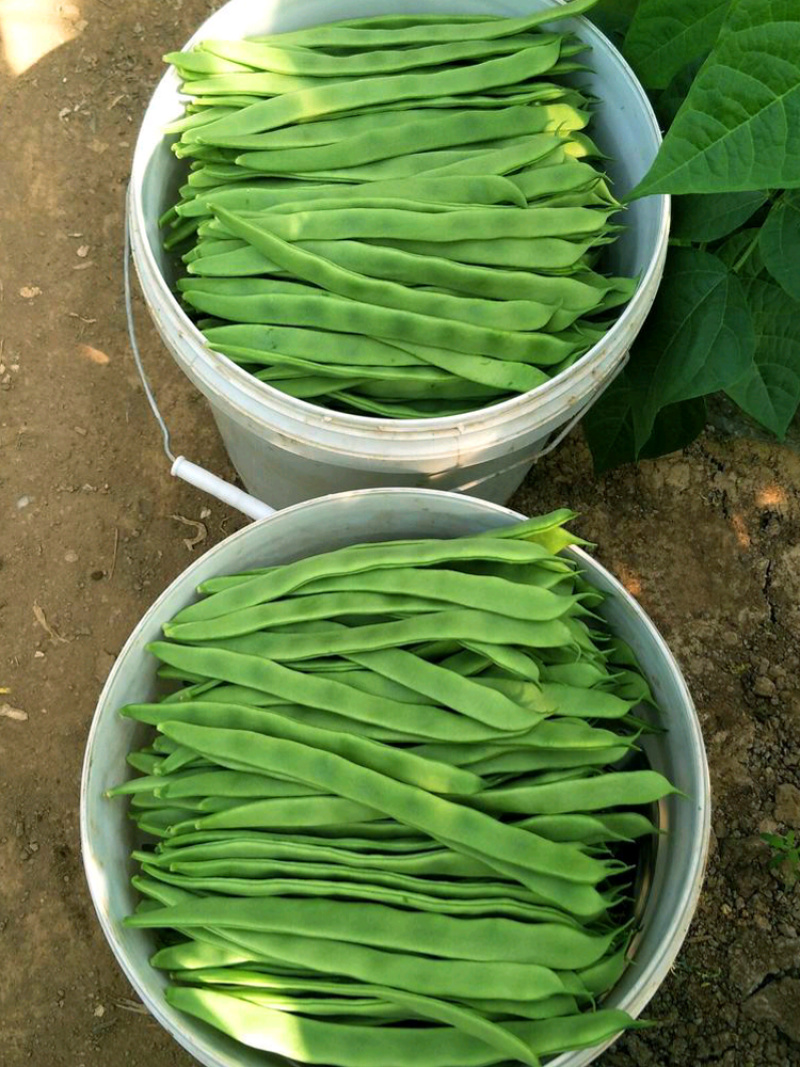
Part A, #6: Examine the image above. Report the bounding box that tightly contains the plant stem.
[732,228,761,274]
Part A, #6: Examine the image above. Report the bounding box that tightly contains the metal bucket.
[81,488,709,1067]
[128,0,670,508]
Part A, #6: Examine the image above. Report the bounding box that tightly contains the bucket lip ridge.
[129,0,670,437]
[80,486,710,1067]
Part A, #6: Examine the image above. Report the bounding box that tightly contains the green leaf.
[638,397,707,458]
[759,191,800,301]
[587,0,640,42]
[715,227,767,276]
[671,190,768,243]
[629,249,755,448]
[583,374,706,471]
[655,56,707,127]
[725,276,800,436]
[623,0,731,90]
[582,371,637,474]
[632,0,800,197]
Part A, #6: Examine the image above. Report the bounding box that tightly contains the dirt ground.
[1,3,799,1065]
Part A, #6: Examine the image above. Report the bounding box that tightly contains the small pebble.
[16,496,30,510]
[753,676,776,698]
[775,783,800,825]
[65,550,78,563]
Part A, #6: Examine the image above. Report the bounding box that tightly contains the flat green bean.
[128,893,614,967]
[180,283,587,364]
[167,986,638,1065]
[183,534,562,618]
[200,36,568,80]
[207,206,563,333]
[123,700,486,794]
[250,1,598,49]
[195,45,564,139]
[155,721,617,896]
[146,644,537,742]
[475,770,678,815]
[233,106,569,172]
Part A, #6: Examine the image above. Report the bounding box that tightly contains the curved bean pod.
[155,721,616,893]
[146,644,538,742]
[128,892,614,968]
[249,1,597,49]
[180,284,585,364]
[475,770,679,815]
[196,45,564,139]
[122,700,486,795]
[182,534,560,620]
[207,206,562,333]
[166,985,637,1065]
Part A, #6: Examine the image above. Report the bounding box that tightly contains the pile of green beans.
[160,0,636,418]
[111,508,677,1064]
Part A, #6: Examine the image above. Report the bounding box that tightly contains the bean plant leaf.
[632,0,800,197]
[715,227,767,277]
[588,0,640,43]
[584,375,707,471]
[623,0,731,90]
[671,190,768,243]
[759,191,800,301]
[638,397,708,458]
[629,249,755,449]
[582,372,637,473]
[725,277,800,436]
[655,56,706,127]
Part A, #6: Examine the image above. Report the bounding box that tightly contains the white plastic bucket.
[130,0,669,507]
[81,488,709,1067]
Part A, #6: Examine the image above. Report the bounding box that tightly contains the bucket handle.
[124,197,274,521]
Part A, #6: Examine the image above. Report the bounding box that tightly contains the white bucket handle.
[125,197,274,520]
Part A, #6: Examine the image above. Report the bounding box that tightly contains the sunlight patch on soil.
[0,0,81,75]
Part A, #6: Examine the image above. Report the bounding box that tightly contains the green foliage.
[587,0,640,43]
[671,191,767,244]
[725,277,800,436]
[584,0,800,471]
[761,830,799,884]
[623,0,731,91]
[759,192,800,302]
[628,249,754,450]
[583,371,707,475]
[632,0,800,197]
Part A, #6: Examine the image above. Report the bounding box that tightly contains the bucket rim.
[129,0,670,436]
